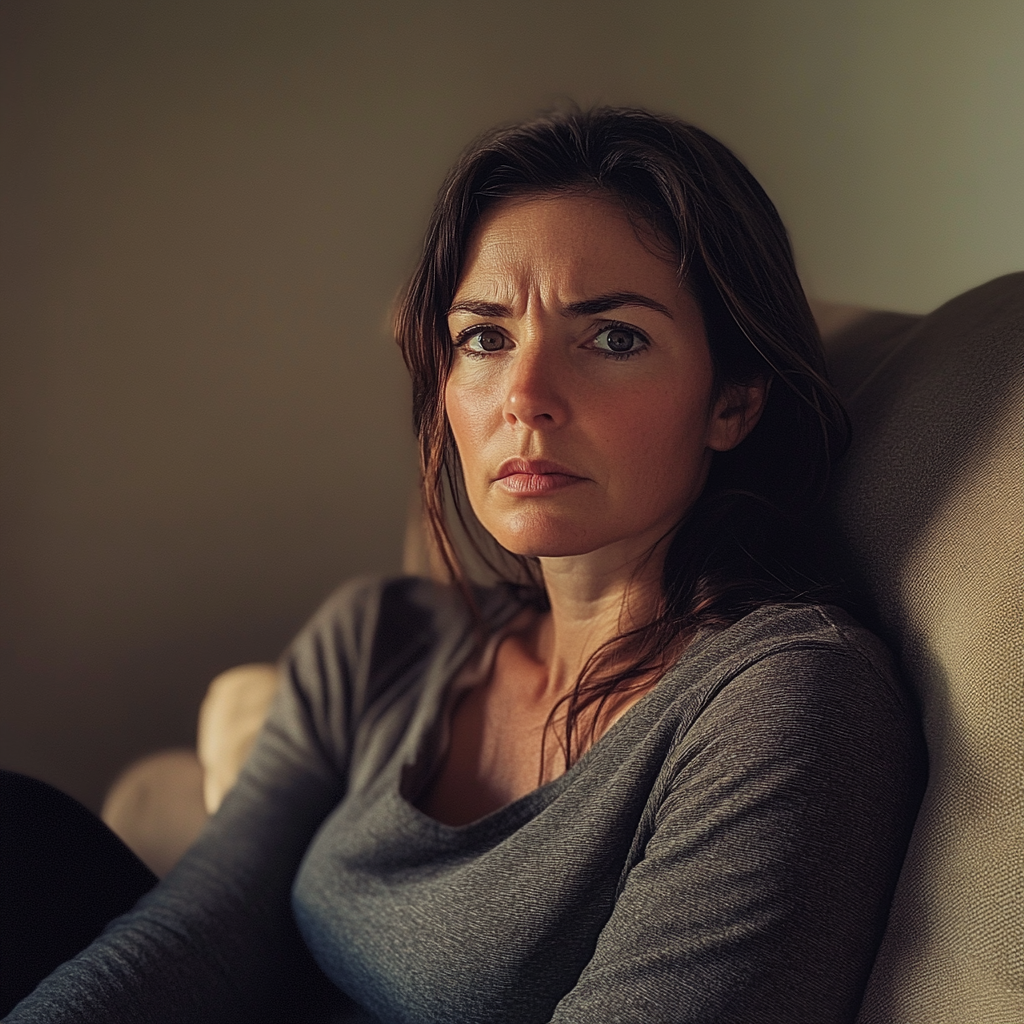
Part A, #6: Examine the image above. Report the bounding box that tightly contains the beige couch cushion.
[197,663,280,815]
[824,274,1024,1023]
[101,749,208,878]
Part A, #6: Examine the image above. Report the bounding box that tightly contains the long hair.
[395,106,850,770]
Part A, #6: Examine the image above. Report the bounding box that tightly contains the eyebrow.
[447,299,512,318]
[447,291,674,320]
[561,291,674,320]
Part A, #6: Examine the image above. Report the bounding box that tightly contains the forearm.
[7,760,341,1023]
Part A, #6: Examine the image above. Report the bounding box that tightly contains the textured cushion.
[197,663,279,814]
[824,274,1024,1023]
[100,749,207,878]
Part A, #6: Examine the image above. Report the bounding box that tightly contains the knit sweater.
[10,575,926,1023]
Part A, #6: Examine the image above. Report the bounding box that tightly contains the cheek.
[597,382,714,496]
[602,380,711,454]
[444,377,496,477]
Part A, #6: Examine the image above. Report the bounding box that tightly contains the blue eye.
[463,329,507,353]
[593,326,646,357]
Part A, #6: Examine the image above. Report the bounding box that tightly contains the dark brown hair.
[395,106,850,769]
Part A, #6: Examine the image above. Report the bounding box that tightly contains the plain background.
[2,0,1022,811]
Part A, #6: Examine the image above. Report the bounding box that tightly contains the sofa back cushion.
[824,274,1024,1023]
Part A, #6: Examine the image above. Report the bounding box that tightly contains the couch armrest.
[196,663,279,814]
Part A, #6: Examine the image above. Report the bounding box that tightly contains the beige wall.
[2,0,1022,810]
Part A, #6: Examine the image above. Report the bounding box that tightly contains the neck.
[530,536,668,699]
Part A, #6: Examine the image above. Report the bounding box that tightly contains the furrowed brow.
[447,299,513,318]
[562,292,674,320]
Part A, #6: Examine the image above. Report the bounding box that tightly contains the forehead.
[455,193,679,300]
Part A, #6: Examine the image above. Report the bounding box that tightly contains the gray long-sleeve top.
[10,575,926,1023]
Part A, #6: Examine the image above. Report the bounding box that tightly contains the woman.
[8,107,925,1023]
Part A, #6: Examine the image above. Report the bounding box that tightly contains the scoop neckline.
[388,598,847,838]
[393,619,706,838]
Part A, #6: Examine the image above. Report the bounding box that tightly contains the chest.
[417,642,561,826]
[417,638,656,827]
[292,740,658,1024]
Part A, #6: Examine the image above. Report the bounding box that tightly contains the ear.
[706,377,769,452]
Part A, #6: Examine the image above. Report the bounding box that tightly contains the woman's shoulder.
[281,574,527,698]
[269,576,530,777]
[662,602,922,766]
[296,573,527,644]
[638,602,928,853]
[686,601,904,699]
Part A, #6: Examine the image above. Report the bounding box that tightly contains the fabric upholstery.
[823,274,1024,1024]
[197,663,279,814]
[100,749,208,878]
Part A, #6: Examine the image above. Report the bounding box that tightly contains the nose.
[502,342,569,429]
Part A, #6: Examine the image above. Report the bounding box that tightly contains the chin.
[482,510,606,560]
[499,538,600,559]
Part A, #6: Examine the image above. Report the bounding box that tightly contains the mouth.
[493,458,587,495]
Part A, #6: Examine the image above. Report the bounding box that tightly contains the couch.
[102,274,1024,1023]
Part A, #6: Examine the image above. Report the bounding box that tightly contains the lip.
[493,458,587,495]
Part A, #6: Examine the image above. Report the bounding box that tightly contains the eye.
[593,325,647,358]
[461,328,508,354]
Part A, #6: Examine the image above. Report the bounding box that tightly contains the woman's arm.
[549,632,926,1024]
[7,576,390,1024]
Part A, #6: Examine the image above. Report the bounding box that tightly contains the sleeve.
[548,637,927,1024]
[7,576,390,1024]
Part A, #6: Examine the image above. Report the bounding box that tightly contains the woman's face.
[445,193,761,565]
